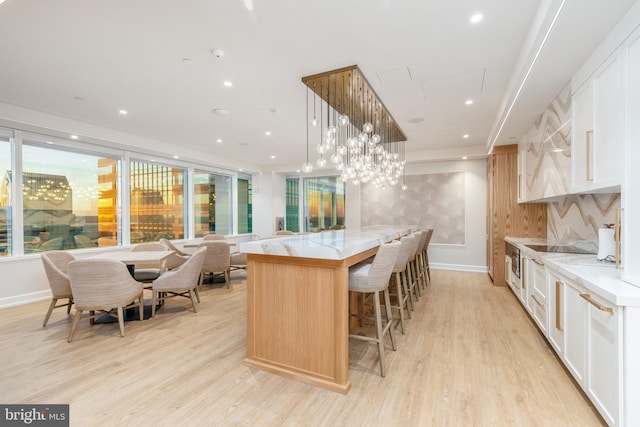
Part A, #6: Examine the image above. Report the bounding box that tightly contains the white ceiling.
[0,0,636,172]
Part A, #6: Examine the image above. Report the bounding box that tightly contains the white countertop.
[239,226,418,260]
[506,237,640,307]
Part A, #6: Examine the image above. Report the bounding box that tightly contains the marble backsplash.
[547,193,620,252]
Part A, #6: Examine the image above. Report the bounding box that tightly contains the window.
[285,178,299,232]
[129,160,186,242]
[237,178,252,234]
[22,142,121,252]
[193,170,232,237]
[303,177,345,232]
[0,133,12,256]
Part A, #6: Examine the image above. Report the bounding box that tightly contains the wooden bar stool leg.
[373,290,386,377]
[401,270,413,316]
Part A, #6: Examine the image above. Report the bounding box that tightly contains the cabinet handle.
[518,174,522,200]
[579,293,613,313]
[532,259,544,266]
[521,260,526,289]
[555,281,563,332]
[586,130,593,182]
[532,294,544,307]
[615,208,622,270]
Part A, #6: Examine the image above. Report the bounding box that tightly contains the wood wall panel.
[489,145,547,286]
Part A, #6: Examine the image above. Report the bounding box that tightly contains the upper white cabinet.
[571,53,624,193]
[623,26,640,287]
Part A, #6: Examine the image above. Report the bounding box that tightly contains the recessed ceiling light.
[45,141,54,145]
[173,155,179,159]
[223,81,233,87]
[470,13,483,23]
[463,134,470,138]
[212,109,229,115]
[70,135,79,140]
[296,169,301,173]
[182,58,194,65]
[408,117,424,124]
[238,142,250,147]
[462,156,468,160]
[119,109,128,115]
[216,139,223,143]
[238,168,243,172]
[465,100,473,105]
[270,155,276,159]
[270,108,280,113]
[73,96,84,101]
[265,131,272,136]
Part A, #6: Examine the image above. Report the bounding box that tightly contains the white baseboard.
[0,290,51,309]
[431,263,488,273]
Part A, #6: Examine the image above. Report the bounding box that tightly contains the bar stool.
[349,241,401,377]
[414,231,429,291]
[405,231,422,308]
[422,229,434,284]
[387,235,415,333]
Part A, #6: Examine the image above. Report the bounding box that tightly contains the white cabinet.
[563,279,588,387]
[623,27,640,287]
[529,258,547,334]
[585,293,622,426]
[572,54,624,193]
[547,271,565,356]
[561,274,622,426]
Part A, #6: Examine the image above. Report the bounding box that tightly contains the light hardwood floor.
[0,270,604,426]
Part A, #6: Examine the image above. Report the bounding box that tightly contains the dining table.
[182,239,237,248]
[87,251,173,276]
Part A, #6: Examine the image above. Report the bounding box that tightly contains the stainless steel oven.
[505,242,521,279]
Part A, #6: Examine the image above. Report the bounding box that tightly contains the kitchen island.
[239,226,416,393]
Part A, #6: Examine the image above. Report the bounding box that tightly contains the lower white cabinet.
[547,271,565,356]
[563,279,588,387]
[586,293,622,426]
[558,274,622,426]
[529,259,547,334]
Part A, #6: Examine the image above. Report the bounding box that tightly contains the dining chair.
[151,247,206,316]
[41,251,75,327]
[67,259,144,342]
[275,230,294,235]
[230,251,247,271]
[130,242,168,282]
[159,238,190,257]
[198,240,231,291]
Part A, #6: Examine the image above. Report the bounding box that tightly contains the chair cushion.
[134,268,162,282]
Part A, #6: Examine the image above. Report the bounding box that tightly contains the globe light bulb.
[363,122,373,133]
[317,156,327,167]
[316,144,326,154]
[330,153,342,164]
[302,161,313,173]
[338,114,350,126]
[401,184,408,191]
[310,116,319,127]
[371,134,381,144]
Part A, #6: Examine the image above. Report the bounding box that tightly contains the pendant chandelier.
[302,65,408,189]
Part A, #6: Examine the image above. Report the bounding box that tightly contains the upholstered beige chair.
[230,251,247,271]
[198,241,231,290]
[348,241,400,377]
[73,234,97,248]
[151,247,206,316]
[202,234,226,241]
[41,251,75,327]
[131,242,168,282]
[67,259,144,342]
[159,238,190,257]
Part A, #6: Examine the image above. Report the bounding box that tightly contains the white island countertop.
[240,226,418,260]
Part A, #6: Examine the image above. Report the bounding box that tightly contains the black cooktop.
[524,244,595,254]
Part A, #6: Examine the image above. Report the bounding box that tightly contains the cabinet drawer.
[532,259,547,301]
[530,293,547,335]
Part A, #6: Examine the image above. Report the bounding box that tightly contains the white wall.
[250,171,286,238]
[348,158,488,272]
